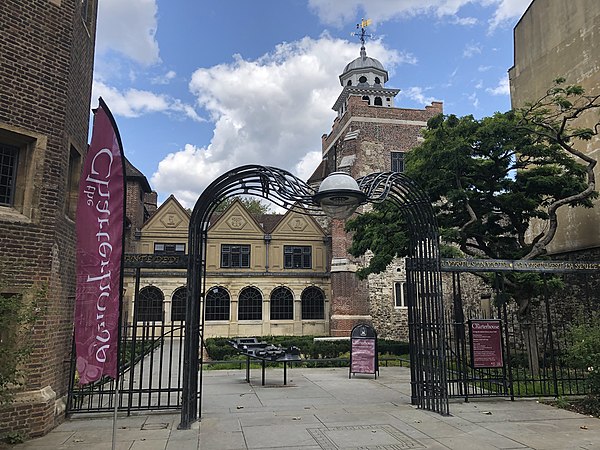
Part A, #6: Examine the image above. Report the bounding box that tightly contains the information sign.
[469,319,504,368]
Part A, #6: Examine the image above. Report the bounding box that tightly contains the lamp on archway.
[313,171,367,219]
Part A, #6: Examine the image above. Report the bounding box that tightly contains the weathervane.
[351,18,373,46]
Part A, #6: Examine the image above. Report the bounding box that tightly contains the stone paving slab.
[12,367,600,450]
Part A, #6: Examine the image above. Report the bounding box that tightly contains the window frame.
[205,286,230,321]
[238,286,263,321]
[170,286,187,322]
[221,244,251,268]
[0,143,19,207]
[301,286,325,320]
[270,287,294,321]
[394,281,408,309]
[136,286,164,322]
[154,242,186,255]
[284,245,312,269]
[391,151,405,173]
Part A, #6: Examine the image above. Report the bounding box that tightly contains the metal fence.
[442,261,599,401]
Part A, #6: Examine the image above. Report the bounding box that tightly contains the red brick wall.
[0,0,97,438]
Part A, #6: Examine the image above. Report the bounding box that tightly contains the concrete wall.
[509,0,600,254]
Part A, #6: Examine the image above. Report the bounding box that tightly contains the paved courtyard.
[14,366,600,449]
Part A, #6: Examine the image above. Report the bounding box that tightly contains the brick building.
[0,0,98,438]
[310,42,443,339]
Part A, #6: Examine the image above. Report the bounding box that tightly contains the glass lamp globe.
[314,172,367,220]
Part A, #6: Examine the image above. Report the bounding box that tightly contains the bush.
[204,335,408,361]
[566,314,600,396]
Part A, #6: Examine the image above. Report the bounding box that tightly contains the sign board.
[469,319,504,368]
[349,324,378,378]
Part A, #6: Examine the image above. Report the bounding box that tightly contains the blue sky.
[93,0,532,207]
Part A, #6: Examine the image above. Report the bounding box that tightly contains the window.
[171,286,187,322]
[284,246,312,269]
[154,243,185,255]
[359,76,367,84]
[221,244,250,268]
[391,151,405,173]
[0,126,44,220]
[347,80,352,86]
[136,286,164,322]
[205,286,230,321]
[301,286,324,320]
[0,143,18,206]
[362,95,370,105]
[238,287,262,321]
[270,287,293,320]
[374,97,383,106]
[394,281,408,308]
[65,145,82,219]
[374,77,381,85]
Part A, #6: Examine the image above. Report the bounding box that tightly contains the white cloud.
[151,35,404,207]
[463,42,482,58]
[92,80,204,122]
[468,92,480,108]
[308,0,529,31]
[151,70,177,85]
[399,86,441,106]
[96,0,160,66]
[489,0,531,30]
[486,74,510,95]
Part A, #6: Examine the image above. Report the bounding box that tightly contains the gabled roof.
[125,158,152,193]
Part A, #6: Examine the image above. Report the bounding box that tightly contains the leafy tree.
[347,79,600,374]
[213,196,271,215]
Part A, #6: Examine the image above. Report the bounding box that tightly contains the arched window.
[301,287,324,320]
[346,80,352,86]
[374,77,381,85]
[270,287,293,320]
[171,286,187,322]
[362,95,370,105]
[137,286,164,322]
[359,76,367,84]
[374,97,383,106]
[205,286,230,321]
[238,287,262,321]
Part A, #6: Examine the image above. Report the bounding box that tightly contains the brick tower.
[310,42,443,338]
[0,1,98,438]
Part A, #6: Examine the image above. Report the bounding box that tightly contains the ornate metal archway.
[180,165,448,429]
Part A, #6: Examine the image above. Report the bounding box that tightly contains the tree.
[347,79,600,374]
[213,196,271,215]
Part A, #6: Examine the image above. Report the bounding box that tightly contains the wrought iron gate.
[67,254,189,415]
[442,258,599,401]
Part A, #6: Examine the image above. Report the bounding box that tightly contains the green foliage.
[346,78,599,278]
[0,284,45,406]
[214,196,271,215]
[566,314,600,397]
[204,336,409,362]
[0,430,27,445]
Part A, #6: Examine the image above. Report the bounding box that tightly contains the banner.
[75,98,126,385]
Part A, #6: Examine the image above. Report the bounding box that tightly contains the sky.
[92,0,533,208]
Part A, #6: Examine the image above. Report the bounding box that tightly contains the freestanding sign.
[469,319,504,369]
[349,323,379,378]
[74,98,126,385]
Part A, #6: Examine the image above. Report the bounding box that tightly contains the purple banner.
[75,100,125,385]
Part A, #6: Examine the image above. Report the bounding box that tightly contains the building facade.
[310,43,443,339]
[508,0,600,257]
[0,0,98,438]
[124,197,331,338]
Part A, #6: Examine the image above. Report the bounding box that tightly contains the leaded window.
[391,151,405,173]
[154,243,185,255]
[137,286,164,322]
[270,287,293,320]
[284,246,312,269]
[301,286,324,320]
[238,287,262,321]
[221,244,250,268]
[205,286,230,321]
[0,143,18,206]
[171,286,187,322]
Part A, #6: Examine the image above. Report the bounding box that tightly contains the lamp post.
[179,166,448,429]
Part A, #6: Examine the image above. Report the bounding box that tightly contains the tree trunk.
[520,320,540,377]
